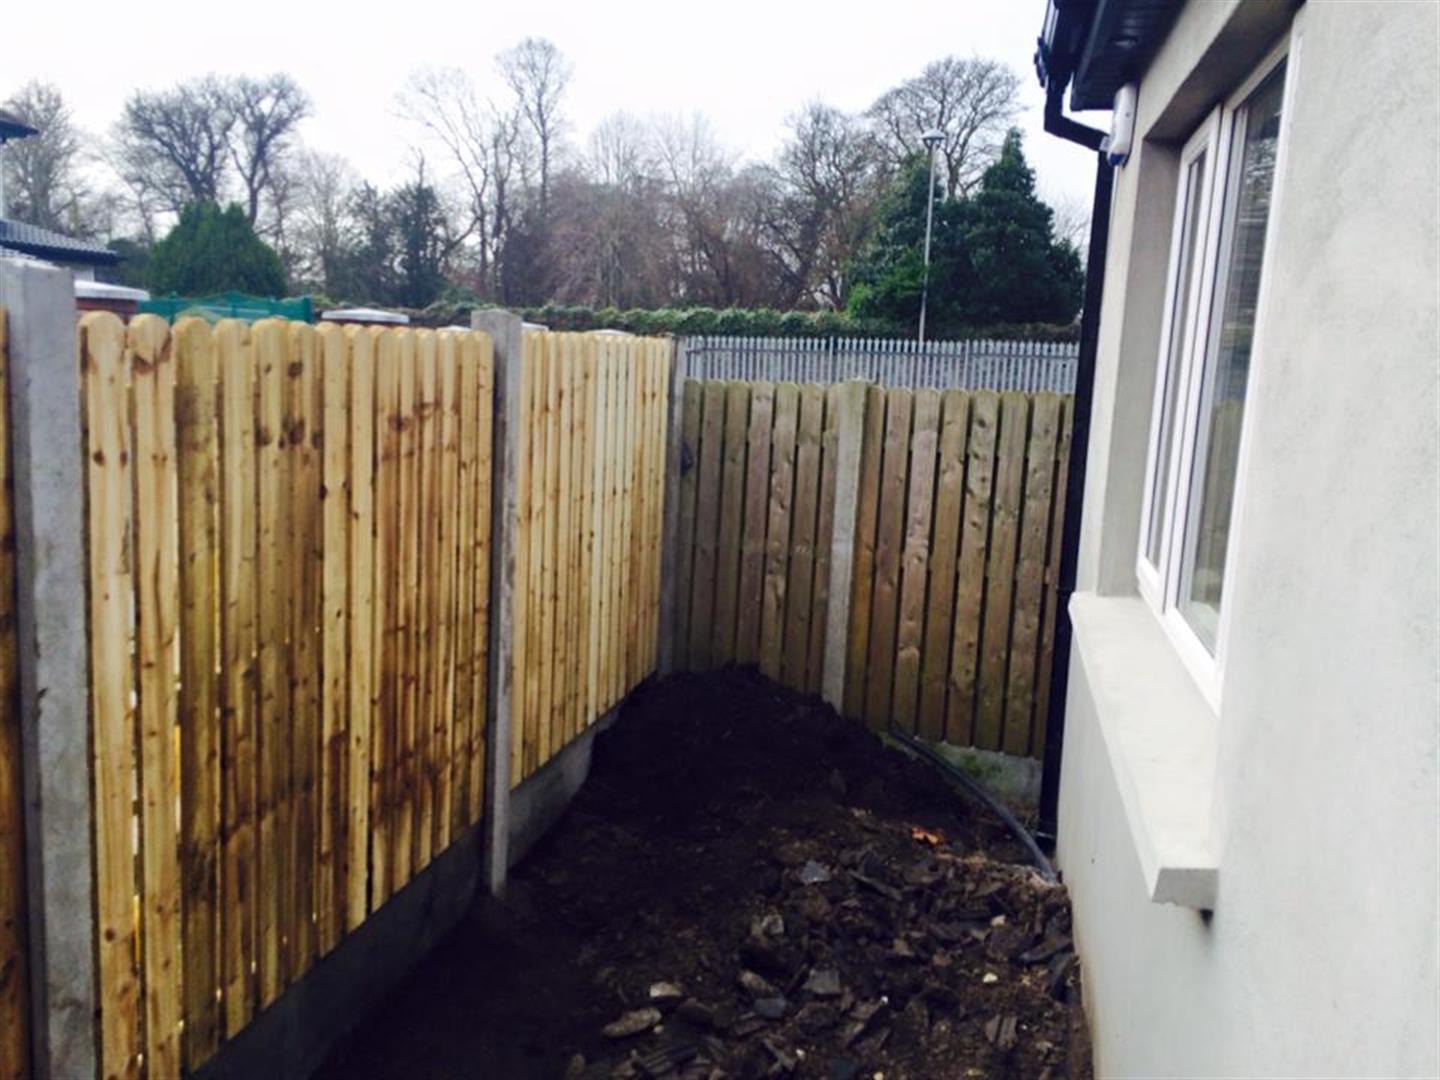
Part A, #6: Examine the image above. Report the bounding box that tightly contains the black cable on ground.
[887,727,1058,882]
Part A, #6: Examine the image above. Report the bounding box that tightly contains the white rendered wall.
[1057,1,1440,1076]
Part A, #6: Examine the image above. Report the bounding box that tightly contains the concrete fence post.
[820,379,868,711]
[0,258,95,1078]
[472,308,523,898]
[657,337,688,674]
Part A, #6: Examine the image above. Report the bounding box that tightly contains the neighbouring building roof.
[75,280,149,303]
[320,306,410,325]
[0,108,38,141]
[1035,0,1183,110]
[0,218,120,267]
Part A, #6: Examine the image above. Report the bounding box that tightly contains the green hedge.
[405,300,1079,343]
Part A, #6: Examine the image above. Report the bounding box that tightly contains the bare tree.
[867,56,1021,196]
[1050,192,1091,257]
[289,149,358,291]
[649,115,786,306]
[229,74,310,227]
[115,76,235,213]
[772,102,881,307]
[588,111,652,190]
[497,37,571,214]
[1,81,87,232]
[400,66,534,299]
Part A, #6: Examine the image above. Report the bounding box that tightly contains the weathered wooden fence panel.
[0,309,28,1080]
[509,331,668,785]
[674,379,839,694]
[848,387,1070,755]
[676,377,1071,759]
[77,314,494,1078]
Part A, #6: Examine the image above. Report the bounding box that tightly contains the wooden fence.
[674,379,1072,759]
[673,380,839,688]
[510,331,669,783]
[6,299,1069,1075]
[0,309,27,1080]
[78,314,494,1078]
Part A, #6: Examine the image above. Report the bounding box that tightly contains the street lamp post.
[918,128,944,344]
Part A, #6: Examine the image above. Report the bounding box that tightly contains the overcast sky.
[8,0,1102,216]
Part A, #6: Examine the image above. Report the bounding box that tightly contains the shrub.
[147,201,286,297]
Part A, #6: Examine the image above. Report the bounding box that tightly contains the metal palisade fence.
[681,335,1078,393]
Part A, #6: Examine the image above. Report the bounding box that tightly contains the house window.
[1138,46,1290,692]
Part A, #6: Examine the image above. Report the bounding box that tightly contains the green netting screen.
[137,291,313,324]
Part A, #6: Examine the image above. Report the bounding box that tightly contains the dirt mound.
[319,668,1091,1080]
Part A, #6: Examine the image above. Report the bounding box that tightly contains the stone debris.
[798,860,834,885]
[804,968,844,998]
[649,981,687,1003]
[603,1008,663,1039]
[738,969,779,998]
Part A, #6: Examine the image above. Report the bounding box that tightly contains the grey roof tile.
[0,218,119,264]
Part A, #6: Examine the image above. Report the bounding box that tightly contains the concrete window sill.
[1069,592,1221,909]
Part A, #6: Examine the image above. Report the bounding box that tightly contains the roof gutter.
[1035,84,1115,852]
[1043,83,1109,151]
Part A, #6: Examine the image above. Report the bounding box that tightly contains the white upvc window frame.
[1135,32,1298,709]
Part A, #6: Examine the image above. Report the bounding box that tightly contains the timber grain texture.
[509,332,669,787]
[675,378,1071,759]
[78,315,494,1079]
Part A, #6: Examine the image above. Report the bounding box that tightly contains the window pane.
[1180,62,1286,649]
[1145,151,1207,568]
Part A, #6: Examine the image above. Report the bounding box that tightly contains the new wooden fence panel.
[217,320,258,1037]
[394,331,419,888]
[346,327,377,930]
[175,317,221,1066]
[601,345,621,709]
[539,333,559,771]
[285,322,320,982]
[648,342,667,672]
[318,323,349,954]
[435,332,460,850]
[414,332,438,871]
[255,319,287,995]
[505,332,669,784]
[131,314,183,1079]
[609,341,628,706]
[83,312,142,1080]
[572,336,591,746]
[622,347,640,688]
[0,310,27,1080]
[557,339,577,748]
[590,350,619,717]
[371,329,402,911]
[76,317,495,1079]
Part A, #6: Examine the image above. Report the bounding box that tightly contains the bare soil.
[318,667,1091,1080]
